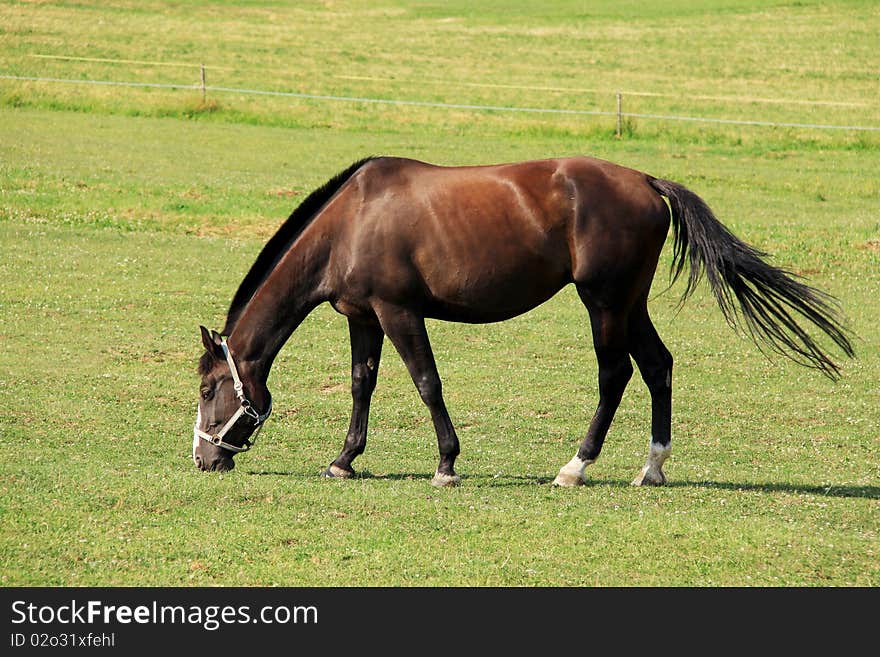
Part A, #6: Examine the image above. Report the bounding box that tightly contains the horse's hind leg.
[372,302,461,487]
[627,301,673,486]
[325,319,384,479]
[553,297,633,486]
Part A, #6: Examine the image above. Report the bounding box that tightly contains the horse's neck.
[227,236,330,382]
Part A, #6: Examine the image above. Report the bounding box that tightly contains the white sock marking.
[646,440,671,471]
[559,454,594,479]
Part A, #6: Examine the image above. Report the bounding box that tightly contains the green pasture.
[0,1,878,586]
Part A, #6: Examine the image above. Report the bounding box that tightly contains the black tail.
[649,178,854,379]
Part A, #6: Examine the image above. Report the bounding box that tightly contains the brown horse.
[192,156,853,486]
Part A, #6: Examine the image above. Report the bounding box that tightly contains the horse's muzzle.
[194,454,235,472]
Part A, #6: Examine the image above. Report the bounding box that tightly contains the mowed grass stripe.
[2,1,879,142]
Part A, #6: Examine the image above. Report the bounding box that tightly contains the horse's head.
[192,326,272,472]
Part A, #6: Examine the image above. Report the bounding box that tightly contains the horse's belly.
[423,286,566,323]
[420,254,569,323]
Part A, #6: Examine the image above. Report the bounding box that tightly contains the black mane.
[219,156,376,336]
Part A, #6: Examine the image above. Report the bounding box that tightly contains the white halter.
[194,338,272,453]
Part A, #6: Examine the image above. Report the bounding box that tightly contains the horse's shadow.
[663,479,880,500]
[245,469,880,500]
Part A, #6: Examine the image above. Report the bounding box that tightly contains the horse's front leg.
[373,302,461,487]
[325,319,384,478]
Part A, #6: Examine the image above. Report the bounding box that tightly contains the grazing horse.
[192,156,853,486]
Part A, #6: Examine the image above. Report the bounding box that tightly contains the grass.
[0,1,878,586]
[2,1,879,145]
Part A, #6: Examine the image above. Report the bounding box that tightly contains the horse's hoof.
[324,464,355,479]
[431,471,461,487]
[552,472,586,487]
[631,466,666,486]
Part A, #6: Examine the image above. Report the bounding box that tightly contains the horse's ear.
[199,325,224,359]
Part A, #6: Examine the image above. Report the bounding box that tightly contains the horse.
[192,155,853,487]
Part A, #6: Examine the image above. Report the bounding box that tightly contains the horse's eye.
[201,388,214,401]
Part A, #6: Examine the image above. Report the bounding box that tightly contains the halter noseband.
[194,338,272,454]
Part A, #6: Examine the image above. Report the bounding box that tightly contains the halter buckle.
[242,403,261,422]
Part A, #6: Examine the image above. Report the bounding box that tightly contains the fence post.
[616,92,622,138]
[200,64,206,102]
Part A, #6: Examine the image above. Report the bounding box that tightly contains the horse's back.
[328,156,669,321]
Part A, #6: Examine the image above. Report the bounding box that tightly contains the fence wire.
[2,73,878,133]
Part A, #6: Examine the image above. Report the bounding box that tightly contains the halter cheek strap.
[194,338,272,453]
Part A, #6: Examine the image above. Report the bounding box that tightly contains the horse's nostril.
[194,455,204,470]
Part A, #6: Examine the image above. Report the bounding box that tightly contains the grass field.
[1,1,878,586]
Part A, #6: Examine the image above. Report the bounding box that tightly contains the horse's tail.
[648,177,854,379]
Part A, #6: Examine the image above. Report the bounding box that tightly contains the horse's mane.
[219,156,376,336]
